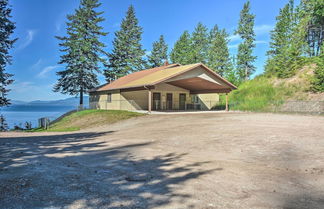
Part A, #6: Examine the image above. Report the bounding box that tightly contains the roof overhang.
[167,77,232,94]
[90,63,237,93]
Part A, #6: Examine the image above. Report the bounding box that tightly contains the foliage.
[217,76,303,111]
[0,115,8,131]
[170,23,209,65]
[170,31,192,64]
[147,35,168,68]
[190,22,209,63]
[30,109,145,132]
[235,0,257,82]
[13,124,23,131]
[228,77,281,111]
[265,0,323,82]
[54,0,107,106]
[223,56,240,86]
[207,25,232,76]
[24,121,32,130]
[301,0,324,56]
[310,54,324,92]
[171,23,236,82]
[0,0,17,107]
[104,5,146,81]
[265,0,296,78]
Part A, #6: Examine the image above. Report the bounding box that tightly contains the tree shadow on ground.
[0,132,216,208]
[248,144,324,209]
[278,146,324,209]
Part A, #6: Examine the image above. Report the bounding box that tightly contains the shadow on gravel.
[279,146,324,209]
[0,132,215,208]
[247,144,324,209]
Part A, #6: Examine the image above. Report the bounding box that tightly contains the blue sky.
[9,0,288,101]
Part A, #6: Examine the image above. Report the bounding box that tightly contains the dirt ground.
[1,113,324,209]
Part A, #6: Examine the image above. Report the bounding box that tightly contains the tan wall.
[153,83,190,110]
[89,90,121,110]
[196,93,219,110]
[120,90,148,110]
[89,84,219,111]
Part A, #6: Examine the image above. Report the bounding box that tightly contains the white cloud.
[254,24,273,35]
[229,24,273,44]
[228,34,240,42]
[228,40,267,49]
[37,65,60,78]
[10,81,36,93]
[145,51,151,56]
[30,59,43,70]
[17,30,37,50]
[9,80,67,101]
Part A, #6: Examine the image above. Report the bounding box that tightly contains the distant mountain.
[11,96,89,106]
[28,96,89,106]
[11,100,28,105]
[3,97,89,112]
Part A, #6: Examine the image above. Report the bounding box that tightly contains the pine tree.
[301,0,324,56]
[311,54,324,92]
[235,0,257,82]
[0,115,8,131]
[224,56,239,86]
[265,1,295,76]
[207,25,232,76]
[54,0,107,107]
[0,0,17,107]
[147,35,168,68]
[105,5,146,81]
[267,1,294,58]
[170,31,192,64]
[191,22,209,63]
[265,0,307,78]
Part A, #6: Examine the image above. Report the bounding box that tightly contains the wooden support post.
[225,93,229,112]
[148,89,152,113]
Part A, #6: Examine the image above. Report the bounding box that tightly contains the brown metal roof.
[91,63,237,92]
[94,64,180,92]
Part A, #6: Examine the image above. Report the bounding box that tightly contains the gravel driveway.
[1,112,324,209]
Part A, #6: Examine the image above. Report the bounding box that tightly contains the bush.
[224,75,307,111]
[310,55,324,92]
[25,121,32,130]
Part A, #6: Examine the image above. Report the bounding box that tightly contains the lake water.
[1,105,77,129]
[1,111,65,128]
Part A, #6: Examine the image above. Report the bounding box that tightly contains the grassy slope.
[32,109,145,132]
[219,64,320,112]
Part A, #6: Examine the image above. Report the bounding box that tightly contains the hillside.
[221,64,324,112]
[33,109,145,132]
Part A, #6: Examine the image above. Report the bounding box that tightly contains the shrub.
[310,55,324,92]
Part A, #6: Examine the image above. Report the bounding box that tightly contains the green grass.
[229,77,284,111]
[215,74,311,112]
[29,109,145,132]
